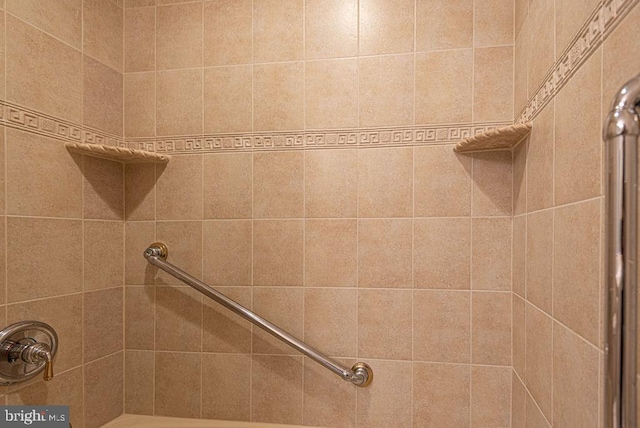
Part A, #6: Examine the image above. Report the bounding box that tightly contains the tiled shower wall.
[511,0,640,427]
[0,1,126,428]
[123,0,515,427]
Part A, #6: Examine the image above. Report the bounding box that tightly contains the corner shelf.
[453,123,532,153]
[65,142,170,164]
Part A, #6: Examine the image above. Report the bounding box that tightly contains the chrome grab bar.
[144,243,373,387]
[604,73,640,428]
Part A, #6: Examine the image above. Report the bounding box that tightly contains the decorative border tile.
[517,0,640,123]
[124,122,512,154]
[0,100,125,146]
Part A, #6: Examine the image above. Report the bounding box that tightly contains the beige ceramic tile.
[554,50,602,205]
[204,65,252,133]
[124,5,155,72]
[358,219,412,288]
[0,222,5,304]
[358,55,414,126]
[305,0,357,59]
[204,0,252,66]
[125,350,154,415]
[6,128,82,217]
[512,215,526,298]
[303,357,356,427]
[357,360,412,427]
[603,5,640,111]
[202,354,251,421]
[414,146,472,216]
[304,219,357,288]
[512,294,525,377]
[359,0,414,55]
[125,72,155,137]
[84,221,124,290]
[525,303,553,421]
[251,355,303,425]
[305,288,356,357]
[0,16,4,99]
[553,199,600,346]
[203,221,251,286]
[125,286,155,349]
[253,151,304,218]
[7,367,84,428]
[358,147,413,217]
[203,153,252,219]
[526,391,551,428]
[416,0,473,51]
[513,139,527,215]
[253,0,303,62]
[155,221,203,285]
[515,0,528,37]
[156,286,202,351]
[253,220,303,286]
[358,289,412,360]
[6,0,82,48]
[472,151,513,216]
[83,55,123,136]
[512,371,526,428]
[526,0,553,94]
[472,218,512,291]
[414,290,470,363]
[413,363,470,427]
[156,154,202,220]
[553,322,599,428]
[471,366,511,427]
[527,102,554,211]
[474,0,513,47]
[305,149,357,218]
[474,46,514,121]
[126,0,155,7]
[125,164,155,221]
[253,287,303,355]
[156,2,202,70]
[305,59,358,129]
[472,291,511,366]
[84,352,123,428]
[414,218,471,290]
[84,288,123,362]
[7,218,82,302]
[156,69,203,136]
[155,352,201,418]
[124,221,155,285]
[416,50,473,124]
[253,62,304,131]
[514,24,529,117]
[7,294,82,373]
[556,0,599,57]
[84,0,123,71]
[83,156,124,220]
[526,210,553,313]
[202,287,252,353]
[6,15,82,123]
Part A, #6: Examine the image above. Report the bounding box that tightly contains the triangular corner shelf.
[454,123,532,153]
[65,142,170,164]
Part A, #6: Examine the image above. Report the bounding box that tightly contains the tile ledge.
[65,142,170,164]
[102,414,310,428]
[453,123,532,153]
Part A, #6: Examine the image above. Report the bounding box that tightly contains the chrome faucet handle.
[0,321,58,385]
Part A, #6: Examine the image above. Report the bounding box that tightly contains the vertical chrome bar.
[604,73,640,428]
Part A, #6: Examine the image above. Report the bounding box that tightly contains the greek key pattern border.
[125,122,512,154]
[0,100,125,147]
[517,0,640,124]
